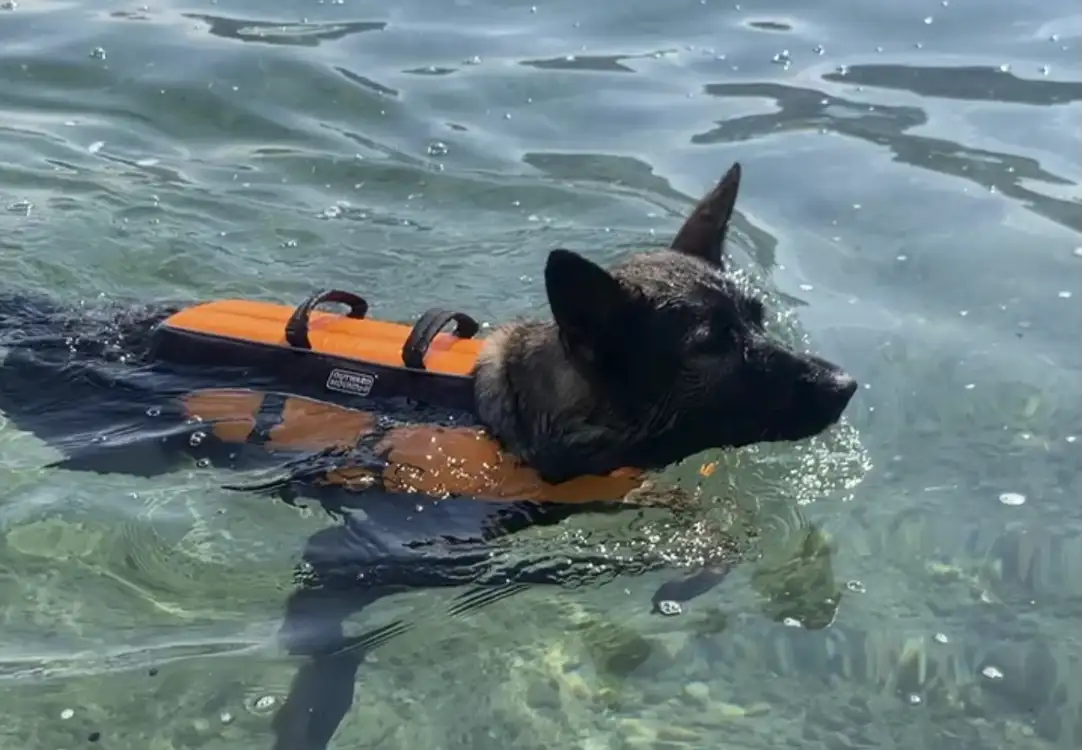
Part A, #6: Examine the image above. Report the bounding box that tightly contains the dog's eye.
[691,322,732,354]
[745,298,766,328]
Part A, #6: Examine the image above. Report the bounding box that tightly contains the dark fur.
[474,163,856,482]
[0,162,856,750]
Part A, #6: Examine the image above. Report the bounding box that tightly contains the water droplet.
[219,711,234,725]
[656,599,683,616]
[463,55,481,65]
[981,665,1004,680]
[813,44,825,55]
[1057,290,1072,299]
[426,141,448,157]
[1,1,18,11]
[60,708,74,720]
[189,431,206,447]
[782,617,802,628]
[321,205,343,219]
[798,284,814,292]
[1066,435,1077,444]
[836,64,849,75]
[845,580,867,593]
[196,458,211,468]
[254,695,276,711]
[923,16,933,24]
[964,383,976,390]
[1072,247,1082,258]
[998,63,1011,73]
[1039,65,1049,75]
[145,406,161,417]
[896,254,908,261]
[772,49,791,65]
[89,47,106,60]
[88,141,105,154]
[998,492,1026,506]
[907,693,922,705]
[933,632,949,644]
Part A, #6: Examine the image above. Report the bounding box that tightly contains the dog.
[0,162,857,749]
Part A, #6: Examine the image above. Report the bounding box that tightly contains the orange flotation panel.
[152,289,486,413]
[181,388,646,504]
[164,300,483,375]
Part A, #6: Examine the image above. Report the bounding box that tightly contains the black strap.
[402,309,480,370]
[285,289,368,350]
[244,392,289,446]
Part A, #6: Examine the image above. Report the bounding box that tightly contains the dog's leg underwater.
[649,565,732,615]
[268,505,736,750]
[271,585,401,750]
[270,523,410,750]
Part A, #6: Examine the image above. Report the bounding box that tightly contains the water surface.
[1,0,1080,748]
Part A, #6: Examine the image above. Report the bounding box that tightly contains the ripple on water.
[1,0,1080,746]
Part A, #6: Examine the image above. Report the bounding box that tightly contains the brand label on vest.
[325,368,376,397]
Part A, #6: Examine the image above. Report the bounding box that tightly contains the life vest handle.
[285,289,369,350]
[403,309,481,370]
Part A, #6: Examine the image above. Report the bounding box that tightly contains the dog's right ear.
[669,162,741,267]
[545,249,630,363]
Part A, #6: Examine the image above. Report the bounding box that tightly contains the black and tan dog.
[0,163,856,749]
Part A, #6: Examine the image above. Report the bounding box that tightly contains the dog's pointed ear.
[669,162,741,266]
[545,249,630,360]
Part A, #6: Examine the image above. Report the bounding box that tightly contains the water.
[1,0,1080,747]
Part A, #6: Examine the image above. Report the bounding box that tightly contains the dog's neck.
[472,321,637,484]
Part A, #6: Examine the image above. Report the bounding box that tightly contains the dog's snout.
[812,366,858,422]
[830,370,858,400]
[789,351,858,424]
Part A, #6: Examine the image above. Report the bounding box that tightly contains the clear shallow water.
[1,0,1080,748]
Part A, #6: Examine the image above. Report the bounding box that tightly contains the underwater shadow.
[822,64,1082,107]
[696,75,1081,232]
[183,14,387,48]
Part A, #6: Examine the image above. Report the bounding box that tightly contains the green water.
[1,0,1080,748]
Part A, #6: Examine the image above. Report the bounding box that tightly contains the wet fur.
[474,163,857,484]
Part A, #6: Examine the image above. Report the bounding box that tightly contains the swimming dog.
[0,162,857,749]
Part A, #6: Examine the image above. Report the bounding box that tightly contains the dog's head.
[541,163,857,469]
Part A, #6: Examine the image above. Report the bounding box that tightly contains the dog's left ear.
[545,249,631,364]
[669,162,741,266]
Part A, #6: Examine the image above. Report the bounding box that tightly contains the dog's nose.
[833,371,858,400]
[824,371,858,417]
